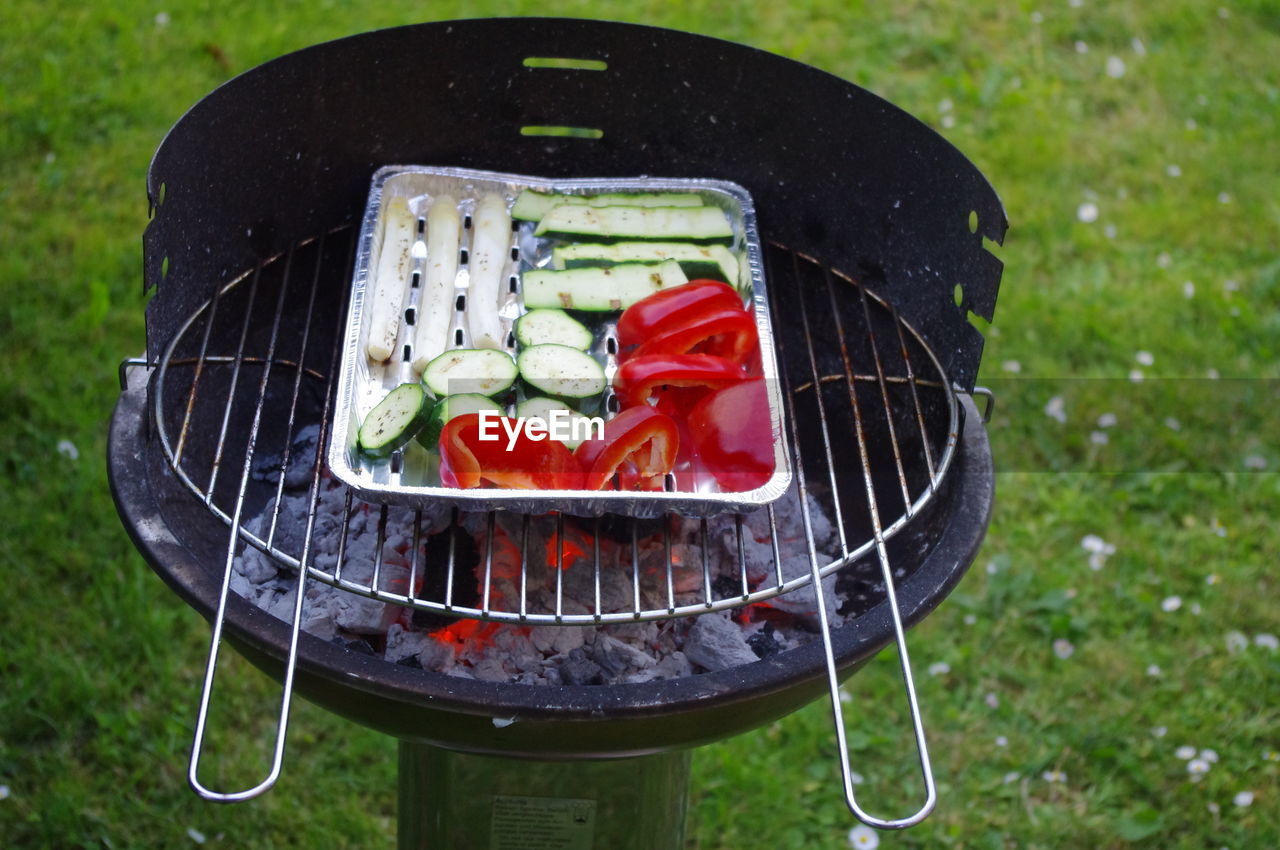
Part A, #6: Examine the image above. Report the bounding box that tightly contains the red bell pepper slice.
[574,406,679,491]
[614,353,748,407]
[632,306,759,363]
[439,413,583,490]
[687,379,776,491]
[616,280,744,350]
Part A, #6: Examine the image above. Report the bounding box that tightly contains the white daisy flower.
[1045,395,1067,422]
[847,824,880,848]
[1042,770,1067,783]
[1200,749,1219,763]
[57,439,79,460]
[1105,56,1126,78]
[1151,726,1167,738]
[1090,430,1109,446]
[996,735,1009,747]
[1103,224,1117,239]
[1132,37,1146,55]
[1188,758,1211,777]
[1129,369,1145,383]
[1233,790,1254,808]
[0,785,8,801]
[187,828,207,845]
[1077,202,1099,223]
[1161,596,1182,612]
[939,98,953,113]
[1166,164,1182,178]
[1053,638,1075,659]
[1244,455,1268,470]
[1135,351,1154,366]
[1075,40,1089,54]
[1164,417,1182,431]
[1218,192,1231,204]
[928,662,951,676]
[1183,280,1196,298]
[1208,802,1220,814]
[1255,633,1278,651]
[1263,750,1279,762]
[1088,551,1108,571]
[941,115,956,129]
[1205,574,1220,585]
[963,614,977,625]
[1146,664,1162,677]
[1226,631,1249,653]
[1002,771,1020,784]
[1002,359,1022,373]
[1157,251,1172,268]
[1190,603,1202,615]
[850,771,865,786]
[985,692,1000,709]
[1207,368,1220,380]
[1097,412,1117,428]
[1176,745,1197,760]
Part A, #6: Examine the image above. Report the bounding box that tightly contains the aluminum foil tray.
[327,165,791,517]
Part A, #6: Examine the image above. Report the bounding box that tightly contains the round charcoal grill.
[110,18,1005,848]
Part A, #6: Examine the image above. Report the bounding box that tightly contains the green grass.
[2,1,1277,847]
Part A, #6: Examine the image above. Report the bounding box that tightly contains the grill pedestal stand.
[398,744,691,850]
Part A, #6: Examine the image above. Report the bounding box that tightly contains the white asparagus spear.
[466,193,512,350]
[412,194,461,373]
[365,197,416,362]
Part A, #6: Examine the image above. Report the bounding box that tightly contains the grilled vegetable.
[616,280,745,350]
[614,352,747,407]
[417,393,505,448]
[420,348,518,398]
[552,241,739,284]
[687,380,775,491]
[516,396,597,450]
[412,195,461,372]
[438,413,583,490]
[514,309,593,350]
[522,261,688,312]
[517,344,607,402]
[357,383,433,458]
[511,190,701,222]
[535,205,733,244]
[366,197,417,362]
[574,406,679,490]
[467,193,512,351]
[632,306,758,363]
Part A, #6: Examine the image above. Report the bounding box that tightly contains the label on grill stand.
[490,795,596,850]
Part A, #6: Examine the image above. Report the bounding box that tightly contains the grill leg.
[398,741,692,850]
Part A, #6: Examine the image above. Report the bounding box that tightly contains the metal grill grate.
[132,224,968,823]
[146,228,959,627]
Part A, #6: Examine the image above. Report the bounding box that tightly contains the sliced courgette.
[416,393,505,448]
[514,309,594,350]
[358,383,433,458]
[521,260,689,312]
[511,190,702,222]
[551,241,740,285]
[420,348,518,398]
[534,205,733,244]
[515,397,599,450]
[517,344,607,403]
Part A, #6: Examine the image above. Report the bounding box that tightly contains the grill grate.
[147,228,959,627]
[134,223,967,823]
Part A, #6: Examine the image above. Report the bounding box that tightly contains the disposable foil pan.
[327,165,791,517]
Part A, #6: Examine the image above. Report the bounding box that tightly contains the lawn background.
[1,1,1277,848]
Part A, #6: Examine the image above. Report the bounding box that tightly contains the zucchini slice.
[420,348,518,398]
[511,190,702,222]
[515,397,599,450]
[416,393,505,448]
[517,344,607,401]
[552,241,740,285]
[522,261,689,312]
[358,383,432,458]
[514,309,593,350]
[534,205,733,244]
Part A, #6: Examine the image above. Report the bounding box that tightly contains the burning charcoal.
[746,623,783,659]
[682,613,759,672]
[712,574,744,602]
[417,638,455,672]
[471,657,510,682]
[385,623,433,664]
[395,654,423,669]
[558,648,605,685]
[592,635,657,677]
[530,625,587,656]
[249,423,322,489]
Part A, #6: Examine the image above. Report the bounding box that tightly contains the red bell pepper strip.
[632,306,759,363]
[616,280,744,350]
[614,353,748,407]
[687,379,776,491]
[574,406,679,491]
[439,413,583,490]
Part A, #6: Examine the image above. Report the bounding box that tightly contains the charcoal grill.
[109,18,1005,847]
